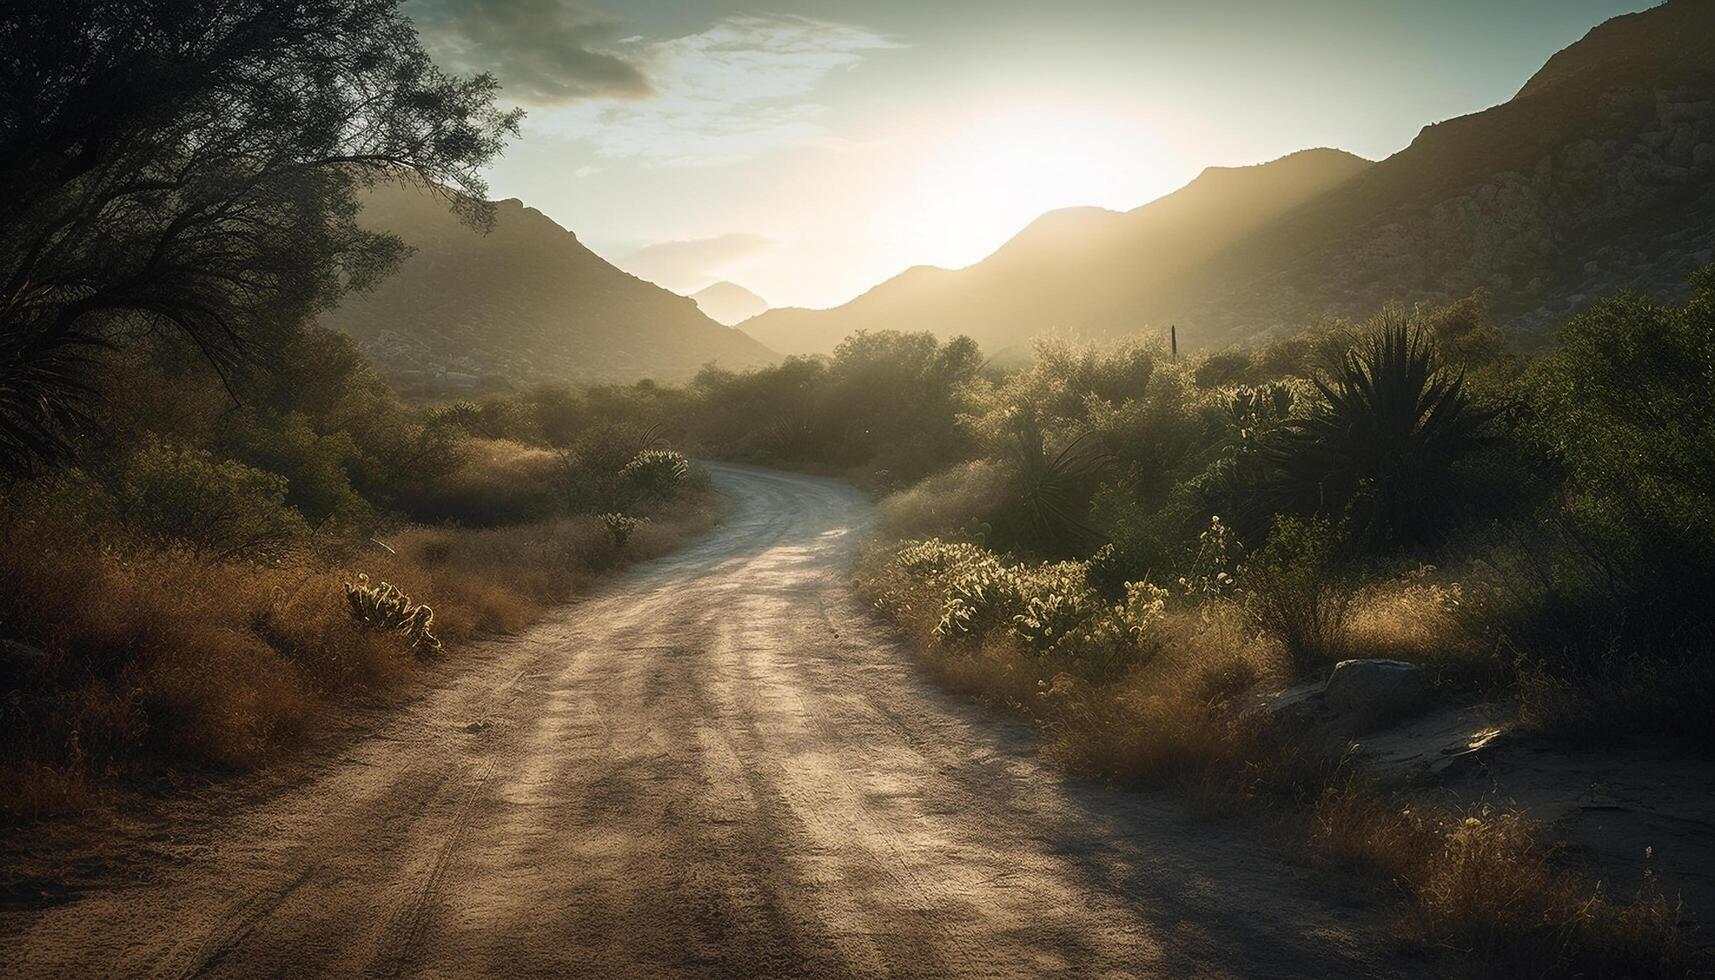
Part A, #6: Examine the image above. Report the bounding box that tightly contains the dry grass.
[1311,786,1694,978]
[405,437,567,526]
[865,577,1308,800]
[0,489,720,823]
[878,459,1011,539]
[1514,650,1715,744]
[1345,568,1504,692]
[859,547,1701,977]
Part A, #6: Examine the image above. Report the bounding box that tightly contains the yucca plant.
[1000,411,1113,553]
[620,449,690,501]
[0,335,98,474]
[1258,314,1493,548]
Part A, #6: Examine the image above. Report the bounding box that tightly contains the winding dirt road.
[3,464,1427,979]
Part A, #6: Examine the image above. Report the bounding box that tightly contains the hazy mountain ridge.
[744,148,1372,355]
[1169,0,1715,346]
[745,0,1715,355]
[323,186,777,391]
[691,281,770,325]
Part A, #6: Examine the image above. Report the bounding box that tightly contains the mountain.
[691,281,770,326]
[746,0,1715,355]
[323,185,776,392]
[1163,0,1715,347]
[744,148,1373,356]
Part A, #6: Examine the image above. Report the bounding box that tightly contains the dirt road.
[2,464,1426,979]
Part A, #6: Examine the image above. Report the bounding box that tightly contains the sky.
[409,0,1656,310]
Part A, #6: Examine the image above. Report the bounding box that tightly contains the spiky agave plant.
[1258,314,1492,547]
[1001,411,1113,553]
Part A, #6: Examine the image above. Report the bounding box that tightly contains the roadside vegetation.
[610,274,1705,977]
[0,2,713,822]
[0,328,714,820]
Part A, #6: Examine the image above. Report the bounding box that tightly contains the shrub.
[621,448,690,501]
[1522,267,1715,600]
[404,437,564,526]
[563,423,664,512]
[600,512,643,548]
[116,439,308,560]
[1238,516,1351,675]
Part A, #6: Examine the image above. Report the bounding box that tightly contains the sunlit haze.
[413,0,1654,310]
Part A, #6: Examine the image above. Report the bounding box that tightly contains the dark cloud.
[410,0,651,104]
[618,233,777,292]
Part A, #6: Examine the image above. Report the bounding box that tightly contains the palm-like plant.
[1258,314,1492,547]
[1001,411,1112,552]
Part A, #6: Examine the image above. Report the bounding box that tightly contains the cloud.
[538,15,900,166]
[409,0,651,104]
[617,233,778,292]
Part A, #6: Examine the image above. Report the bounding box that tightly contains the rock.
[1323,659,1431,733]
[1264,679,1326,727]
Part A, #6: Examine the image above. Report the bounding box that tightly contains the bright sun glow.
[867,106,1185,272]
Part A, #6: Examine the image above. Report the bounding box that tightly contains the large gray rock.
[1323,659,1431,732]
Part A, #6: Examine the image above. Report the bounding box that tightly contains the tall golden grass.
[0,491,719,822]
[857,546,1699,977]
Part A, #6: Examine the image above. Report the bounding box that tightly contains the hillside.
[745,0,1715,355]
[323,185,777,392]
[691,281,770,326]
[744,148,1372,355]
[1166,0,1715,346]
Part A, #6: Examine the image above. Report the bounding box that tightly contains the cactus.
[600,512,644,547]
[343,573,443,657]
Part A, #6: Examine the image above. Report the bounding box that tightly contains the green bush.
[1522,267,1715,597]
[621,449,690,501]
[116,439,308,560]
[1238,516,1352,675]
[220,410,370,528]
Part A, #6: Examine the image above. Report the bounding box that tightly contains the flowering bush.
[600,512,644,547]
[865,538,1168,674]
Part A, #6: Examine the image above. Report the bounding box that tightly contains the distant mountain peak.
[742,1,1715,358]
[690,281,770,326]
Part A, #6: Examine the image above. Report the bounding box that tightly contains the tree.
[0,0,521,470]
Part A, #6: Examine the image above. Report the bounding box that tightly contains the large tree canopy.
[0,0,521,470]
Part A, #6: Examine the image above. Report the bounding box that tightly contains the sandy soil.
[1,463,1430,979]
